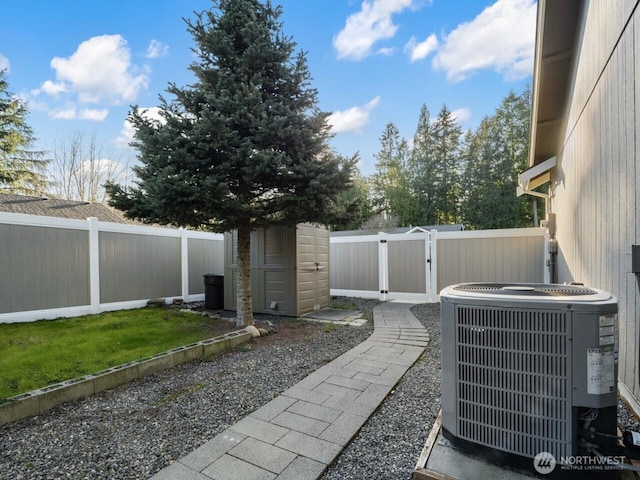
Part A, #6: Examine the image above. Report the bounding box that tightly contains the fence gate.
[329,231,435,302]
[330,228,548,303]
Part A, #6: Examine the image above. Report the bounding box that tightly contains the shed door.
[297,225,329,314]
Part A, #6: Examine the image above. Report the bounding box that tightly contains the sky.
[0,0,537,180]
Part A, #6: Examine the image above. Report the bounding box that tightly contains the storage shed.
[224,223,330,316]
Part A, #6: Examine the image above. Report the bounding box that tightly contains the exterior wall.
[297,224,330,315]
[551,1,640,402]
[0,223,90,313]
[258,225,297,315]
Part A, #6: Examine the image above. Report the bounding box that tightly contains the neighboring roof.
[330,224,464,237]
[529,0,584,167]
[0,193,135,224]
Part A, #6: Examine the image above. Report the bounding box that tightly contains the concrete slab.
[179,431,246,472]
[272,410,330,436]
[302,308,368,326]
[230,417,290,444]
[275,431,342,464]
[151,462,209,480]
[229,437,297,474]
[419,433,538,480]
[318,411,368,445]
[202,454,276,480]
[302,308,358,321]
[276,457,326,480]
[414,412,538,480]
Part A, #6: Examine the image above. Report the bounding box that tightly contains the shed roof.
[0,193,134,224]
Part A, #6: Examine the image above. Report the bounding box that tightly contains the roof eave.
[528,0,584,168]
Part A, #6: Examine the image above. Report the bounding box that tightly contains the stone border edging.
[0,329,251,426]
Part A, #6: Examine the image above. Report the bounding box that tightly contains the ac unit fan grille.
[452,283,597,296]
[455,306,571,459]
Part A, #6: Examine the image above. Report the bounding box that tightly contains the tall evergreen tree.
[459,118,500,228]
[409,104,437,225]
[329,164,374,231]
[372,122,400,216]
[460,88,532,229]
[431,104,462,224]
[107,0,355,326]
[491,87,533,227]
[0,70,49,195]
[372,122,416,225]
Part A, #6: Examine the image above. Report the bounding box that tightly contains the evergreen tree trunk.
[236,223,254,327]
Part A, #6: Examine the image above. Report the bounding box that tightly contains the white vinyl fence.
[0,212,223,323]
[330,228,549,302]
[2,214,549,323]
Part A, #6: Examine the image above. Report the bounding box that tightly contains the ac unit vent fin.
[452,283,597,296]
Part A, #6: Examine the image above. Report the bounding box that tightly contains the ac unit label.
[587,347,615,395]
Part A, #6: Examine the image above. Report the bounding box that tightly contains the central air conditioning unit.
[441,283,618,462]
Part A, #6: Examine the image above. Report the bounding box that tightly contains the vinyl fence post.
[180,228,189,302]
[88,217,101,314]
[378,232,388,301]
[430,229,438,302]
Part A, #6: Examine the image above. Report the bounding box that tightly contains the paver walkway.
[151,302,430,480]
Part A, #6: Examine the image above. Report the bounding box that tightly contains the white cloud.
[451,107,471,124]
[333,0,415,60]
[433,0,536,82]
[48,34,149,104]
[145,39,169,59]
[114,107,164,147]
[36,80,67,96]
[327,96,381,134]
[79,108,109,121]
[48,106,109,121]
[377,47,397,56]
[49,107,77,120]
[0,54,9,72]
[405,33,438,62]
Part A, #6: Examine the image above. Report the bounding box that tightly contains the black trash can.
[204,274,224,310]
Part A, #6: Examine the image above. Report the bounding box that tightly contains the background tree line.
[335,86,534,231]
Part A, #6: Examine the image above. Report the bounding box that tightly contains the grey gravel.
[2,299,639,480]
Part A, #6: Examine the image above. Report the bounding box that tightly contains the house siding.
[552,1,640,401]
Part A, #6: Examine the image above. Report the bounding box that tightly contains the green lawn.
[0,307,239,400]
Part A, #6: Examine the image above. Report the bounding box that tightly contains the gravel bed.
[0,298,375,480]
[2,299,639,480]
